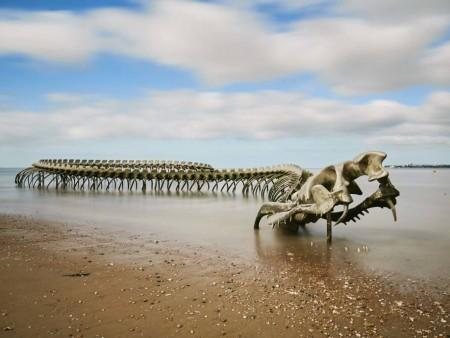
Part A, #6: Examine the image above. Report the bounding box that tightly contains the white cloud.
[339,0,450,22]
[0,1,449,93]
[0,11,97,63]
[420,42,450,86]
[223,0,331,12]
[1,90,448,145]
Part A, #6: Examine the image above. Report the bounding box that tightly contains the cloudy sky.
[0,0,449,167]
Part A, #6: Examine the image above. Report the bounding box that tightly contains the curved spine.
[15,159,312,202]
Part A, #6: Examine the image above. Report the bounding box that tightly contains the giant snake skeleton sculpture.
[15,151,399,235]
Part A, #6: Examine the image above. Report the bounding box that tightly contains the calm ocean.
[1,167,449,282]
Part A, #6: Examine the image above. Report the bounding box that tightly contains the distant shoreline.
[386,164,450,169]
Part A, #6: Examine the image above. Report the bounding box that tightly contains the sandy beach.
[0,213,448,338]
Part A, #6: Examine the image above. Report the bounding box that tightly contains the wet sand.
[0,214,448,337]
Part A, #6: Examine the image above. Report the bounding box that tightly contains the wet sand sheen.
[0,214,448,337]
[1,168,449,282]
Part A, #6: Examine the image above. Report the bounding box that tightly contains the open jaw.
[254,151,400,230]
[254,177,399,229]
[328,176,399,225]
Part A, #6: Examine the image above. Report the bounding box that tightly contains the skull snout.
[364,152,389,181]
[367,167,388,181]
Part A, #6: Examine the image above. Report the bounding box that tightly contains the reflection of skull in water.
[254,151,400,230]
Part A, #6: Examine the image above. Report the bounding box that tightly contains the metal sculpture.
[15,151,399,238]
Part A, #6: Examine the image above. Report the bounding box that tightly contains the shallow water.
[1,168,449,282]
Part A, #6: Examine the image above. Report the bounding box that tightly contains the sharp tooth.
[386,199,397,221]
[335,204,349,225]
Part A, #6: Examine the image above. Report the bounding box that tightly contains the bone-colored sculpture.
[15,151,399,238]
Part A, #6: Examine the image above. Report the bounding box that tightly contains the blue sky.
[0,0,449,167]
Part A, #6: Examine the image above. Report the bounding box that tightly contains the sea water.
[0,168,449,282]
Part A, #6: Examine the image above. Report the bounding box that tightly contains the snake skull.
[254,151,399,229]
